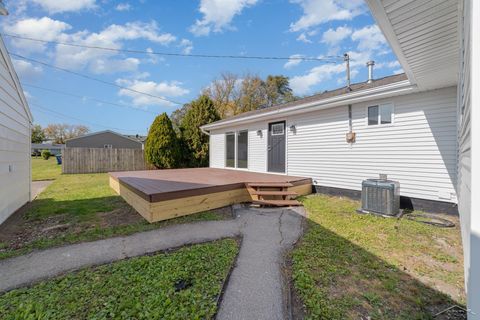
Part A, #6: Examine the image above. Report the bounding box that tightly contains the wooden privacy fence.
[62,147,153,174]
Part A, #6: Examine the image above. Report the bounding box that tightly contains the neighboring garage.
[65,130,145,149]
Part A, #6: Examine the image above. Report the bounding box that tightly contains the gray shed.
[65,130,144,149]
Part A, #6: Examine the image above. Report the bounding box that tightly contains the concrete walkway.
[0,206,305,320]
[31,180,53,200]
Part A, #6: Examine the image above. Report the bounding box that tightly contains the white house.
[202,0,479,317]
[0,35,33,224]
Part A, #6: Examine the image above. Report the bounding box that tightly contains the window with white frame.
[104,144,113,149]
[368,104,393,125]
[225,132,235,168]
[236,130,248,169]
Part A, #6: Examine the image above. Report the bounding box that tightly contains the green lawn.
[0,239,238,319]
[0,173,227,260]
[292,195,464,320]
[31,157,62,181]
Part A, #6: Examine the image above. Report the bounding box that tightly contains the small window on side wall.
[368,104,393,126]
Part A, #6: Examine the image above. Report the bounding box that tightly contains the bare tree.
[44,124,89,144]
[203,73,295,118]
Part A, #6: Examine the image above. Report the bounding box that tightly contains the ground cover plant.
[0,239,238,319]
[292,194,465,319]
[0,173,228,260]
[31,157,61,181]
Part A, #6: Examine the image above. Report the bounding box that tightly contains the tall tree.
[144,113,180,169]
[44,124,89,144]
[31,124,45,144]
[170,103,191,134]
[203,73,295,118]
[180,95,220,167]
[202,72,240,118]
[265,75,294,107]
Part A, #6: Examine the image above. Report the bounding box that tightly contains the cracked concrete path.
[0,206,305,320]
[218,207,305,320]
[31,180,53,200]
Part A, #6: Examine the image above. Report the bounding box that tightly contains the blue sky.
[1,0,402,135]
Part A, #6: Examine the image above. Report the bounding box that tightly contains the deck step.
[252,199,302,207]
[246,182,293,188]
[250,190,298,196]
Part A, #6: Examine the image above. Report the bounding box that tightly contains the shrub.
[145,113,180,169]
[180,95,220,167]
[41,150,51,160]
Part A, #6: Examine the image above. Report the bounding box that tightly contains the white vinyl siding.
[287,87,457,202]
[209,123,267,173]
[0,41,31,225]
[209,87,457,203]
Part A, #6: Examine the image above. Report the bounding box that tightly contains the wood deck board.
[110,168,310,203]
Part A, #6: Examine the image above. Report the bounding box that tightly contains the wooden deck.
[109,168,312,222]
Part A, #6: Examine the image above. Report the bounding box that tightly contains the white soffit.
[366,0,460,90]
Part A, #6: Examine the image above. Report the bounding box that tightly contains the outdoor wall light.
[256,130,263,137]
[289,124,296,134]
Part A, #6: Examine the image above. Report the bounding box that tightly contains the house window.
[237,130,248,169]
[225,132,235,168]
[271,123,284,135]
[368,104,393,125]
[104,144,113,149]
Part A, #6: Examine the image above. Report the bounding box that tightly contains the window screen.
[237,130,248,169]
[368,106,379,125]
[225,133,235,168]
[380,104,393,124]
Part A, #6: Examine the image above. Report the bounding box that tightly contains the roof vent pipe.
[367,60,375,83]
[0,0,8,16]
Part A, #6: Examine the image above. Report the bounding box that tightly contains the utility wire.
[2,33,343,62]
[23,82,158,115]
[9,52,185,106]
[30,102,139,133]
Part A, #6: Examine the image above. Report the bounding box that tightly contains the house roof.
[365,0,460,90]
[124,134,147,143]
[66,130,144,144]
[202,73,409,130]
[0,35,33,122]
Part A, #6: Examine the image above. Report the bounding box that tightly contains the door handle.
[268,146,271,151]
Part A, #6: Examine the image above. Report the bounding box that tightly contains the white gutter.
[202,80,416,130]
[200,126,210,135]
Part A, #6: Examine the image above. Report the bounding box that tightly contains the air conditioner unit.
[360,178,400,216]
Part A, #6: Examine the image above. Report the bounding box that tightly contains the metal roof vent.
[359,176,400,216]
[366,60,375,83]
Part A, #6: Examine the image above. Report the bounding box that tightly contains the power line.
[2,33,343,62]
[30,102,140,133]
[9,52,185,106]
[23,82,158,115]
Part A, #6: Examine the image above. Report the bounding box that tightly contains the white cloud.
[179,39,193,54]
[393,68,404,75]
[115,3,132,11]
[284,54,304,69]
[51,21,175,73]
[190,0,258,36]
[30,0,96,14]
[289,0,364,32]
[321,25,352,45]
[290,63,345,95]
[89,58,140,74]
[4,17,72,52]
[296,33,312,43]
[351,24,387,51]
[12,59,43,80]
[116,78,189,107]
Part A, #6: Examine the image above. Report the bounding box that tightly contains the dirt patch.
[0,203,139,250]
[0,203,233,255]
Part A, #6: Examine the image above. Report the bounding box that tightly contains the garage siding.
[0,39,31,224]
